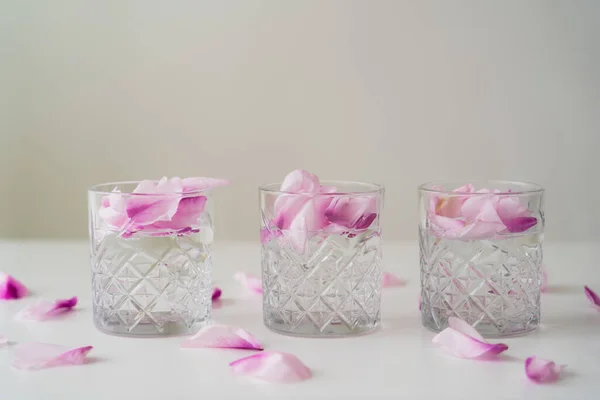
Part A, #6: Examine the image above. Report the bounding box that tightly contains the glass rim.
[259,180,384,196]
[418,180,544,196]
[88,180,212,196]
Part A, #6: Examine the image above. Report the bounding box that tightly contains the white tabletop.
[0,240,598,399]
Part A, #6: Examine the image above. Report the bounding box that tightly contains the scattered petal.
[382,272,406,287]
[230,351,312,383]
[0,273,28,300]
[12,343,93,370]
[432,317,508,359]
[541,264,548,293]
[584,286,600,310]
[234,273,262,294]
[525,356,565,383]
[17,297,78,321]
[212,287,222,301]
[181,324,263,350]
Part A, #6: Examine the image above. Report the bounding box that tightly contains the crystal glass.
[88,181,214,336]
[419,181,544,337]
[260,181,384,337]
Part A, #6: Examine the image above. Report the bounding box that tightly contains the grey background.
[2,1,599,241]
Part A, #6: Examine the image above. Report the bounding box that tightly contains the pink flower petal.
[181,177,230,192]
[0,273,28,300]
[525,356,565,383]
[458,220,504,240]
[382,272,406,288]
[234,273,262,294]
[260,227,282,244]
[429,214,465,238]
[212,287,222,301]
[280,169,321,194]
[432,317,508,359]
[148,195,207,231]
[324,196,377,230]
[12,343,93,370]
[418,295,422,310]
[460,189,494,220]
[496,197,529,220]
[18,296,78,321]
[584,286,600,310]
[181,324,263,350]
[501,216,538,233]
[286,198,332,252]
[230,351,312,383]
[126,196,181,226]
[541,264,548,293]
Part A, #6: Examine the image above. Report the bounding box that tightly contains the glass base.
[265,317,380,338]
[421,315,539,338]
[94,312,210,337]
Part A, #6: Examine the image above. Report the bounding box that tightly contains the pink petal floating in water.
[525,356,565,383]
[230,351,312,383]
[148,196,207,231]
[12,343,93,370]
[433,184,474,218]
[324,196,377,230]
[181,324,263,350]
[234,273,262,294]
[382,272,406,288]
[17,296,78,321]
[584,286,600,310]
[541,264,548,293]
[0,273,28,300]
[432,317,508,359]
[212,287,222,301]
[501,216,537,233]
[286,197,332,252]
[429,214,465,237]
[0,335,8,347]
[279,169,321,194]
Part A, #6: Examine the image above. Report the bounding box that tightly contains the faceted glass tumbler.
[419,181,544,337]
[260,181,384,337]
[88,181,214,337]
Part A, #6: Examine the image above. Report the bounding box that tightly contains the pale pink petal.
[319,185,337,193]
[496,197,529,220]
[541,264,548,293]
[212,287,222,301]
[126,196,181,226]
[12,343,93,370]
[149,196,207,231]
[18,296,78,321]
[133,179,159,194]
[287,198,331,252]
[280,169,321,194]
[181,324,263,350]
[382,272,406,288]
[584,286,600,310]
[0,335,8,347]
[432,317,508,359]
[429,214,465,238]
[234,272,262,294]
[525,356,565,383]
[230,351,312,383]
[460,189,494,220]
[182,177,230,192]
[324,196,377,230]
[0,273,28,300]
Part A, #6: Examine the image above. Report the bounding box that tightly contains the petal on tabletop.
[181,324,263,350]
[382,272,406,288]
[12,343,93,370]
[234,273,263,294]
[0,273,28,300]
[212,287,222,301]
[525,356,565,383]
[230,352,312,383]
[17,296,78,321]
[584,286,600,310]
[432,317,508,359]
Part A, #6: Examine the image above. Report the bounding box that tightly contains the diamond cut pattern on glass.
[263,231,381,336]
[420,228,542,337]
